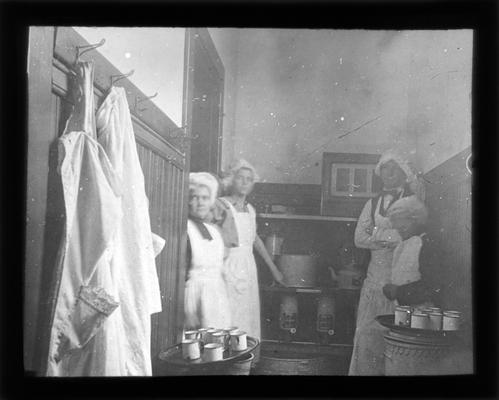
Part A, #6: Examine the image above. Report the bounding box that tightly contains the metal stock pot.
[276,254,318,287]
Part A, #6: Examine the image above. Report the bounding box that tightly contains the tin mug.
[184,330,201,341]
[230,330,248,351]
[182,339,201,360]
[428,312,443,330]
[206,328,221,343]
[223,326,239,334]
[444,310,462,320]
[197,328,210,344]
[211,332,227,349]
[222,327,238,348]
[443,313,460,331]
[394,306,412,326]
[411,312,429,329]
[202,343,224,362]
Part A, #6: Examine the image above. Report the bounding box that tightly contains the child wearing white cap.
[384,196,431,308]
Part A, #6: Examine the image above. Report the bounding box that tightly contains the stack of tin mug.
[394,306,462,331]
[181,326,248,361]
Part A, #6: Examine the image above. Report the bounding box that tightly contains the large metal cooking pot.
[277,255,318,287]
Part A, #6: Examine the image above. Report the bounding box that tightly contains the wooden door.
[25,27,190,375]
[185,28,224,174]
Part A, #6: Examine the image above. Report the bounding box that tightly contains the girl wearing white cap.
[184,172,231,330]
[349,149,420,375]
[212,159,285,342]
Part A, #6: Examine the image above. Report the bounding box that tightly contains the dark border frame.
[1,0,497,399]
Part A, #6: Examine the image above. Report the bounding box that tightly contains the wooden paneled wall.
[423,147,472,344]
[135,144,187,362]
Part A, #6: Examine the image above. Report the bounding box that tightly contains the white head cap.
[189,172,219,206]
[374,148,423,194]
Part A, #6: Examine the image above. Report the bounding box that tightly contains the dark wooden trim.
[26,26,56,375]
[173,28,195,345]
[194,28,225,81]
[216,75,225,175]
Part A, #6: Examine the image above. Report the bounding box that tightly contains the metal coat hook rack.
[134,92,158,113]
[75,38,106,64]
[110,69,135,87]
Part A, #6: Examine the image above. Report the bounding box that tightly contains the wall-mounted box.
[321,153,382,217]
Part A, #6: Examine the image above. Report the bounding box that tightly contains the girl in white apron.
[213,159,286,341]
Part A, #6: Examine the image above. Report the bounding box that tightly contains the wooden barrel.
[383,331,453,375]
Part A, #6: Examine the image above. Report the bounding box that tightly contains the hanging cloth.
[95,86,163,376]
[46,61,125,376]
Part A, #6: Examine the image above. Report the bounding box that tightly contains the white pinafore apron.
[184,220,231,329]
[349,201,397,375]
[223,201,261,340]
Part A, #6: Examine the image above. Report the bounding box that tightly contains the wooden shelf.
[257,213,357,222]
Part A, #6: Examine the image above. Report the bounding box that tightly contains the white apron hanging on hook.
[47,61,126,376]
[95,85,164,376]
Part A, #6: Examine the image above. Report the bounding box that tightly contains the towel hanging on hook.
[134,92,158,113]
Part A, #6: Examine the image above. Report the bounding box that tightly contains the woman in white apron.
[349,150,421,375]
[213,159,285,341]
[184,172,231,330]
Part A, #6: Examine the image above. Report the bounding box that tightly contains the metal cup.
[206,328,221,343]
[182,339,201,360]
[197,328,210,344]
[184,330,201,341]
[428,312,443,330]
[411,312,429,329]
[211,331,227,350]
[230,330,248,351]
[443,313,461,331]
[202,343,224,362]
[394,306,412,326]
[222,327,238,348]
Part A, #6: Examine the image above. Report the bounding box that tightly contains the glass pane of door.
[353,168,367,193]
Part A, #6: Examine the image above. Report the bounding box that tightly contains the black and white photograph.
[22,24,476,379]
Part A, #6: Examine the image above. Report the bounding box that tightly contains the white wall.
[224,29,472,183]
[406,30,472,173]
[74,27,185,126]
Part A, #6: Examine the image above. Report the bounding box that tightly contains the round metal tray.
[376,314,459,338]
[158,337,259,368]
